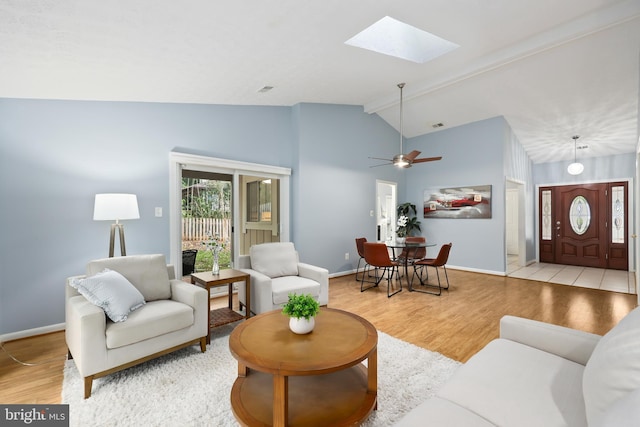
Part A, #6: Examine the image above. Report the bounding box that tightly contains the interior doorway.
[506,179,526,270]
[376,180,397,242]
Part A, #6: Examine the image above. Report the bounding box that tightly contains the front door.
[539,182,628,270]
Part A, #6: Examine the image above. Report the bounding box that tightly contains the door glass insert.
[569,195,590,235]
[612,186,625,243]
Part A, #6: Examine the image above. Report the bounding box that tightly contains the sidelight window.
[542,190,552,240]
[612,186,625,243]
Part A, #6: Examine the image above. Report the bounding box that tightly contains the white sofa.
[65,254,208,398]
[237,242,329,315]
[395,307,640,427]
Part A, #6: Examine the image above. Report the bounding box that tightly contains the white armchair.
[237,242,329,315]
[65,254,208,398]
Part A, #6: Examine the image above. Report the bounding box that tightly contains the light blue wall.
[0,98,403,335]
[1,96,635,336]
[404,117,510,273]
[0,99,290,335]
[292,103,403,271]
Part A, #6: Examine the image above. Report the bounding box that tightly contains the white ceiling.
[1,0,639,164]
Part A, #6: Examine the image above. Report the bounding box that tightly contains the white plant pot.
[289,316,315,334]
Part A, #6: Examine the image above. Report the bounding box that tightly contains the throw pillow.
[70,268,146,322]
[583,306,640,426]
[250,242,299,278]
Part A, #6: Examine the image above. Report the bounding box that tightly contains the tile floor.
[507,255,637,295]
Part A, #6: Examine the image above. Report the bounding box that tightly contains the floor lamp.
[93,194,140,257]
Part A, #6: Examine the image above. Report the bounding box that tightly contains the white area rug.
[62,325,460,426]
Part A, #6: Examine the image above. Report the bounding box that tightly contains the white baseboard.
[445,264,505,277]
[330,266,506,278]
[1,322,65,343]
[329,269,357,278]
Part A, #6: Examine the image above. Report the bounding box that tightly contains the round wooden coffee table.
[229,307,378,427]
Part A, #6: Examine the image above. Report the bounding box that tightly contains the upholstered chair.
[65,254,208,398]
[237,242,329,315]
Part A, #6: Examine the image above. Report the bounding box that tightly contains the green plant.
[282,293,320,320]
[396,202,421,237]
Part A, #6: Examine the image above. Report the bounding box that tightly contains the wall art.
[423,185,492,219]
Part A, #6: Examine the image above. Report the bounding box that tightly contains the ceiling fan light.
[393,154,409,168]
[567,162,584,175]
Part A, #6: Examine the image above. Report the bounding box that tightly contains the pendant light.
[567,135,584,175]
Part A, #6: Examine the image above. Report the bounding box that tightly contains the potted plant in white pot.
[282,293,320,334]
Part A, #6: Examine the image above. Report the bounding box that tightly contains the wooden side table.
[229,308,378,426]
[191,269,251,344]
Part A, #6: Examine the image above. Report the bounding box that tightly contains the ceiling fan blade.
[369,162,393,168]
[412,156,443,163]
[368,156,393,162]
[405,150,421,161]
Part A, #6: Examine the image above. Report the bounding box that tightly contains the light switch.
[155,207,162,217]
[370,210,374,217]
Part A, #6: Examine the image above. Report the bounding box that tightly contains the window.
[246,179,272,222]
[569,195,590,235]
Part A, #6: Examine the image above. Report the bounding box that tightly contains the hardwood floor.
[332,270,636,362]
[1,269,637,404]
[0,331,67,404]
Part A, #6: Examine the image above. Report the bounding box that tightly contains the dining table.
[384,238,436,291]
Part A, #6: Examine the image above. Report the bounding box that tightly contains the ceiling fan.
[370,83,442,168]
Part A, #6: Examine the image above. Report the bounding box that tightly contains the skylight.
[345,16,459,64]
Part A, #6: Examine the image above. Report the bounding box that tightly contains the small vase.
[211,252,220,275]
[289,316,315,334]
[396,236,405,244]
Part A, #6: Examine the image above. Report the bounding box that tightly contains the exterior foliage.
[182,178,231,219]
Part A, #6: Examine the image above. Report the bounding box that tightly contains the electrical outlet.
[345,252,349,260]
[155,207,162,217]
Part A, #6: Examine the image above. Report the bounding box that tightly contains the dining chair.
[411,243,452,296]
[361,242,402,297]
[396,236,427,265]
[354,237,373,282]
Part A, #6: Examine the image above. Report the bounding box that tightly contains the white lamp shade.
[93,194,140,221]
[567,162,584,175]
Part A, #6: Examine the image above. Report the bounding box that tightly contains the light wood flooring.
[1,269,637,405]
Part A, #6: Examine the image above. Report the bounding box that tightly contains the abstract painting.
[423,185,492,219]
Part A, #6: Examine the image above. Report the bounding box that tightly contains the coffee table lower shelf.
[210,307,244,328]
[231,364,376,427]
